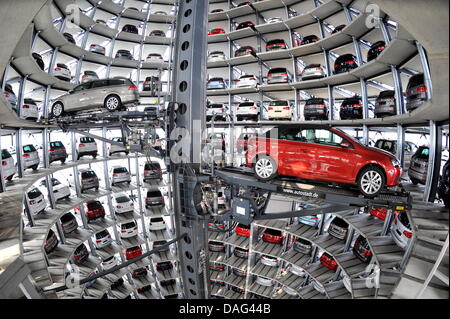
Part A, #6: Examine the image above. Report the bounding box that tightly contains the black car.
[143,76,161,93]
[156,261,173,271]
[49,141,68,164]
[300,35,320,45]
[232,267,247,277]
[374,90,396,117]
[208,240,226,252]
[153,240,169,252]
[328,216,349,240]
[234,46,257,57]
[405,73,428,111]
[233,247,249,259]
[266,39,287,51]
[408,146,429,185]
[59,212,78,234]
[122,24,139,34]
[63,32,76,44]
[132,267,148,278]
[32,52,45,71]
[339,96,363,120]
[438,160,449,207]
[352,235,373,262]
[367,40,386,61]
[115,49,134,60]
[334,54,358,74]
[160,279,176,287]
[44,229,59,254]
[110,278,124,289]
[137,285,152,293]
[150,30,166,37]
[236,21,256,31]
[304,97,328,120]
[293,237,312,255]
[332,24,346,34]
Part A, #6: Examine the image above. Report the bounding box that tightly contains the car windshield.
[81,171,96,178]
[416,146,430,159]
[80,137,95,143]
[306,98,324,105]
[408,74,424,87]
[116,196,130,203]
[113,167,128,173]
[379,90,395,98]
[264,228,281,236]
[269,101,289,106]
[24,98,36,105]
[50,141,64,148]
[268,39,285,44]
[61,213,74,223]
[23,145,36,152]
[208,104,223,108]
[268,68,287,74]
[28,188,42,199]
[122,222,136,228]
[96,230,108,238]
[1,149,11,158]
[147,191,162,197]
[144,162,161,170]
[52,179,61,186]
[151,217,164,222]
[398,212,411,228]
[239,102,255,107]
[85,71,97,76]
[87,201,102,210]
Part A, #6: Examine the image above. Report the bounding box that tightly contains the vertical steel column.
[417,42,433,100]
[327,85,334,120]
[396,124,405,167]
[170,0,209,299]
[360,79,369,144]
[424,121,442,202]
[16,129,24,178]
[392,66,405,115]
[0,130,5,193]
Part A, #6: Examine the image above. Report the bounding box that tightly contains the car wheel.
[51,102,64,118]
[32,165,38,171]
[254,155,278,181]
[104,95,121,112]
[357,166,386,197]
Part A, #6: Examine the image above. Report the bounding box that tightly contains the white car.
[113,193,134,213]
[217,187,226,206]
[25,188,46,215]
[21,144,40,170]
[208,51,226,62]
[256,276,275,287]
[2,84,17,107]
[118,221,138,238]
[94,230,113,248]
[110,166,131,185]
[236,101,260,121]
[343,266,379,293]
[146,53,163,61]
[53,63,71,82]
[102,256,118,270]
[1,149,15,181]
[77,137,98,159]
[236,74,258,88]
[18,98,39,121]
[260,255,281,267]
[312,280,326,294]
[288,263,306,277]
[206,103,226,121]
[109,137,128,156]
[266,17,283,24]
[148,217,166,231]
[282,285,299,296]
[89,44,106,55]
[391,211,413,249]
[301,64,327,80]
[40,178,71,201]
[267,100,292,120]
[81,70,99,83]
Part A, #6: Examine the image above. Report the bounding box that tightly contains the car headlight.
[391,158,400,167]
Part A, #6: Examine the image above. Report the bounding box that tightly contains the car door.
[88,79,110,108]
[65,82,93,111]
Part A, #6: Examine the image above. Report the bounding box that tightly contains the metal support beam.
[424,121,442,202]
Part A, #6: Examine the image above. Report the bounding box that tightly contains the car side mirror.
[341,141,352,148]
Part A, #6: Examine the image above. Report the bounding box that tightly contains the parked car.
[267,100,292,120]
[51,77,139,117]
[332,24,346,34]
[89,44,106,55]
[110,278,124,289]
[312,280,326,294]
[94,229,112,248]
[234,46,257,57]
[26,188,46,215]
[1,149,15,181]
[154,11,168,15]
[72,244,89,264]
[391,211,413,249]
[300,35,320,45]
[260,255,281,267]
[235,223,250,237]
[327,216,349,240]
[149,217,166,231]
[208,240,225,252]
[236,21,256,31]
[152,240,169,252]
[149,30,166,37]
[267,67,291,84]
[236,74,258,88]
[143,161,163,182]
[374,139,417,169]
[236,102,260,122]
[374,90,396,117]
[132,267,148,278]
[408,146,429,185]
[77,137,97,159]
[282,285,299,296]
[208,51,226,62]
[17,98,39,121]
[44,229,58,254]
[21,144,40,170]
[293,237,312,255]
[2,83,17,107]
[79,169,99,192]
[122,24,139,34]
[146,53,163,61]
[40,177,70,201]
[256,276,275,287]
[236,132,258,152]
[108,137,128,156]
[156,261,173,271]
[160,279,176,287]
[118,221,138,238]
[367,40,386,61]
[110,166,131,185]
[339,96,363,120]
[115,49,134,60]
[352,235,373,262]
[48,141,68,164]
[304,97,328,120]
[246,125,402,197]
[143,76,161,94]
[266,39,287,51]
[145,190,165,207]
[234,247,249,259]
[301,64,326,80]
[209,263,225,272]
[112,193,134,213]
[206,103,226,121]
[288,263,306,277]
[124,245,142,260]
[334,54,358,74]
[81,70,99,83]
[262,228,284,244]
[102,256,117,270]
[437,160,449,208]
[369,207,388,221]
[77,200,105,222]
[53,63,71,82]
[266,17,283,24]
[297,214,322,227]
[405,73,428,111]
[320,252,338,271]
[32,52,45,70]
[208,28,226,36]
[207,77,227,90]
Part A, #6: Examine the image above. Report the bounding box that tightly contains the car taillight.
[403,230,412,238]
[3,92,9,98]
[112,174,118,177]
[219,81,225,84]
[54,68,61,71]
[49,149,55,152]
[268,106,273,110]
[267,74,273,77]
[29,200,36,205]
[79,144,85,147]
[249,77,256,81]
[121,230,127,233]
[82,75,88,78]
[416,85,427,93]
[2,161,7,166]
[22,154,30,158]
[280,73,288,76]
[144,171,149,174]
[283,106,290,110]
[334,63,339,69]
[90,44,96,47]
[347,60,356,65]
[53,190,59,193]
[250,106,257,109]
[22,105,29,109]
[316,68,322,71]
[353,103,362,107]
[156,170,162,173]
[45,240,48,246]
[311,217,318,220]
[96,240,101,243]
[128,85,138,91]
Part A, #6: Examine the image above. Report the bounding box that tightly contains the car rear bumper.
[408,167,427,183]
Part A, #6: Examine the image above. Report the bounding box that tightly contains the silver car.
[51,77,139,117]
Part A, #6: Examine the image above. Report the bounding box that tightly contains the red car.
[262,228,284,244]
[370,207,388,220]
[124,245,142,260]
[209,28,226,36]
[320,252,338,271]
[235,223,251,237]
[245,125,402,197]
[75,200,105,222]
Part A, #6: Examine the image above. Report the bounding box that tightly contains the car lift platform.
[214,167,412,212]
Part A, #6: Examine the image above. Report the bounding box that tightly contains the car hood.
[366,146,396,159]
